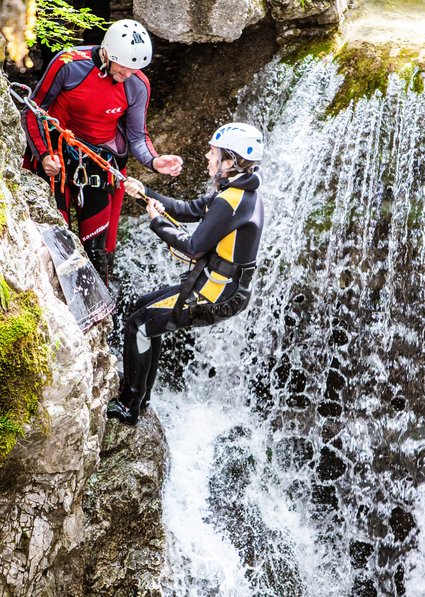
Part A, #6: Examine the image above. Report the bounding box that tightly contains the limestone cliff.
[0,70,168,596]
[133,0,347,43]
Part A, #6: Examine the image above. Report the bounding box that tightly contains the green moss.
[281,36,338,66]
[327,43,425,115]
[0,286,52,465]
[0,275,10,311]
[305,201,336,235]
[0,190,6,235]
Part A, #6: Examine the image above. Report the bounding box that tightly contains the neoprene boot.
[107,324,153,425]
[106,251,115,280]
[139,335,162,410]
[106,396,139,425]
[83,231,108,285]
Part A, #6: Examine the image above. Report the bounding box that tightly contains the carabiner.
[73,149,88,187]
[9,82,32,103]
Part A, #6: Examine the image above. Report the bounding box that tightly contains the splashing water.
[112,53,425,596]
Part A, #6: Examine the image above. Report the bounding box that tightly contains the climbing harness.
[8,81,184,233]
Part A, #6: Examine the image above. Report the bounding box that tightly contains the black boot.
[106,251,115,279]
[83,230,108,285]
[106,397,139,425]
[107,374,142,424]
[139,335,162,411]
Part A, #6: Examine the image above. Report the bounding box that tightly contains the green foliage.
[0,289,52,466]
[30,0,109,52]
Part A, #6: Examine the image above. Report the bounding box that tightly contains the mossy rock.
[281,35,338,65]
[328,42,425,115]
[0,283,52,465]
[0,189,6,236]
[281,37,425,116]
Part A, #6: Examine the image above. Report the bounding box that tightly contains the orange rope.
[37,106,184,221]
[42,120,56,193]
[57,134,67,193]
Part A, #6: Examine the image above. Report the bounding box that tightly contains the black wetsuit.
[110,167,264,422]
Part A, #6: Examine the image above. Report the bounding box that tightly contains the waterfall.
[112,54,425,596]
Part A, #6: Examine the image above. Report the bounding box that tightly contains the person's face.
[206,145,233,177]
[109,60,138,82]
[206,145,220,177]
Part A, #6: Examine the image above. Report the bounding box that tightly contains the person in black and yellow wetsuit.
[107,122,265,425]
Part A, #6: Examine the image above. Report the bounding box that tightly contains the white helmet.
[101,19,152,69]
[209,122,264,161]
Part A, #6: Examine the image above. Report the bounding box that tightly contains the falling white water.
[113,46,425,596]
[405,485,425,596]
[155,394,253,596]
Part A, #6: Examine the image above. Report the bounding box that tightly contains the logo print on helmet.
[131,32,144,45]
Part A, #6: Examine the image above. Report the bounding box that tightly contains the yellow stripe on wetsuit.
[199,187,244,303]
[148,293,180,309]
[148,292,207,310]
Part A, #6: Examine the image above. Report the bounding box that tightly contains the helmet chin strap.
[215,147,223,180]
[98,48,110,79]
[223,149,244,173]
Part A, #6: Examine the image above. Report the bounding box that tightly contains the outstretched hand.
[153,155,183,176]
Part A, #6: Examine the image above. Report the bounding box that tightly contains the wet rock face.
[133,0,347,44]
[134,0,267,43]
[0,70,118,596]
[52,414,169,597]
[208,426,304,595]
[0,70,168,595]
[269,0,348,39]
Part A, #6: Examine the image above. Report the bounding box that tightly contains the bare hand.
[152,155,183,177]
[124,176,145,197]
[42,154,61,176]
[150,199,165,214]
[146,198,160,220]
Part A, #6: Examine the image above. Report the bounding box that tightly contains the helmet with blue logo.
[101,19,152,69]
[209,122,263,161]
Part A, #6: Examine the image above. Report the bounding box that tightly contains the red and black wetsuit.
[22,45,158,281]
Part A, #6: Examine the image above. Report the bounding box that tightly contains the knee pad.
[136,323,151,354]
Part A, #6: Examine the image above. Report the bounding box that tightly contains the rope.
[42,120,55,193]
[8,81,185,232]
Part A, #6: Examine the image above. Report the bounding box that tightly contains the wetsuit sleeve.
[21,56,69,160]
[145,187,210,222]
[150,195,237,260]
[124,74,158,169]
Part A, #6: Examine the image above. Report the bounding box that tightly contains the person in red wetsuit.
[22,19,182,283]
